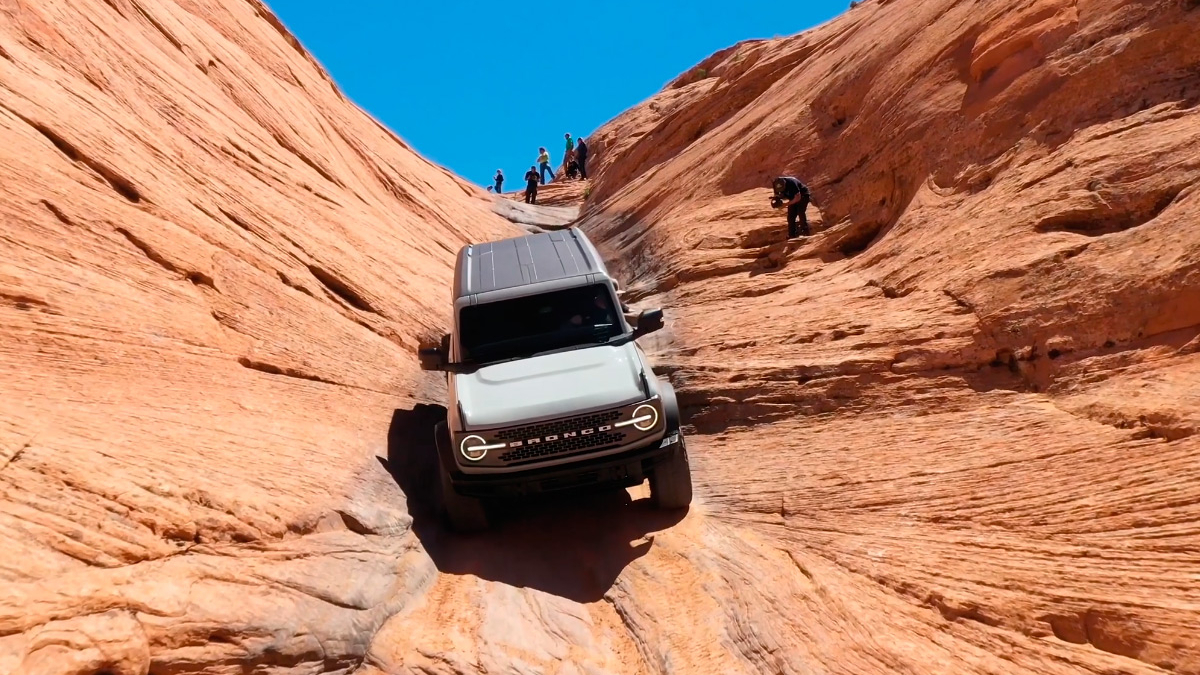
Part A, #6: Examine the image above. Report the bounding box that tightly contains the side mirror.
[418,346,446,371]
[631,308,664,339]
[418,333,450,371]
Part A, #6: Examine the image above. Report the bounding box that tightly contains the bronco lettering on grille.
[507,424,616,448]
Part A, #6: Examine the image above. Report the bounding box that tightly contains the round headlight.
[632,404,659,431]
[459,435,489,461]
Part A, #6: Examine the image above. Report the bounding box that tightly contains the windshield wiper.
[604,330,636,347]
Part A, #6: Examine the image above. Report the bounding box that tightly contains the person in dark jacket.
[771,176,812,238]
[575,137,589,179]
[494,169,504,194]
[524,166,540,204]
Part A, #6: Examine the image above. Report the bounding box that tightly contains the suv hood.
[456,342,646,428]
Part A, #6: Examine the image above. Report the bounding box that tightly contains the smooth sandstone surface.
[574,0,1200,672]
[2,0,1199,674]
[0,0,515,673]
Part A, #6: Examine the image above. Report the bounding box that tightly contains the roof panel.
[552,235,583,276]
[492,239,524,291]
[528,231,564,280]
[455,228,602,299]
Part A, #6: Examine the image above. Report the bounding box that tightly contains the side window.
[595,287,617,325]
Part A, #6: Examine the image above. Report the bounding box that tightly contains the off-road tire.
[650,437,693,509]
[435,421,489,532]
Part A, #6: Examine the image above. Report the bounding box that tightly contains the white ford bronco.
[417,228,692,531]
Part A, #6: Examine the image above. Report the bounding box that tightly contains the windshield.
[459,283,623,364]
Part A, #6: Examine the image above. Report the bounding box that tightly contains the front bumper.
[448,430,682,499]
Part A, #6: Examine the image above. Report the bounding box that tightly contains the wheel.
[440,469,489,532]
[650,436,693,509]
[435,422,489,532]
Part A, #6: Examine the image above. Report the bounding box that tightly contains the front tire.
[650,437,693,509]
[435,422,489,532]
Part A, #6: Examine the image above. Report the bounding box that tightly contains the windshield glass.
[459,283,623,364]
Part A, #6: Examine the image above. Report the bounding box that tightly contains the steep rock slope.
[5,0,1200,673]
[0,0,514,672]
[566,0,1200,673]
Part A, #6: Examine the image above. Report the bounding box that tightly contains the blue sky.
[270,1,846,188]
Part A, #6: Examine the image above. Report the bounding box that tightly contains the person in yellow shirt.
[537,147,553,184]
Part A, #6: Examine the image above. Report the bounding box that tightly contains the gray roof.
[454,228,606,299]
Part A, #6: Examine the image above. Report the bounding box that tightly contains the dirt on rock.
[502,177,592,208]
[3,0,1200,674]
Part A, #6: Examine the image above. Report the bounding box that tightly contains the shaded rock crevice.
[40,199,75,226]
[306,264,379,315]
[3,104,144,203]
[0,291,55,313]
[1034,182,1188,236]
[115,227,216,290]
[235,357,343,387]
[131,0,184,53]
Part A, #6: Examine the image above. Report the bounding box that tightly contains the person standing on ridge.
[575,137,589,180]
[493,169,504,194]
[537,147,553,184]
[564,133,575,163]
[524,166,540,204]
[771,175,812,238]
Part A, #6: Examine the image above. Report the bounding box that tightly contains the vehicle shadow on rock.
[382,404,687,603]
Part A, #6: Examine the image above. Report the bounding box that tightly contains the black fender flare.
[659,380,681,435]
[434,420,459,476]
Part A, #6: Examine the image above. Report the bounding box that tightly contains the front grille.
[499,432,626,463]
[495,409,627,464]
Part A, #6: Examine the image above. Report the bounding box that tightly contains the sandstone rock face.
[0,0,514,672]
[5,0,1200,673]
[573,0,1200,672]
